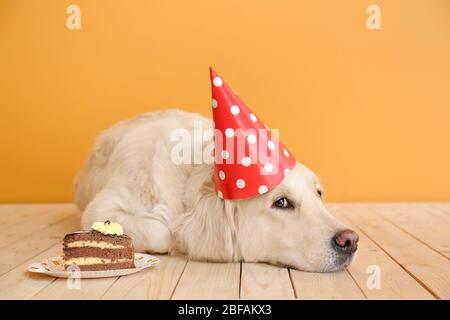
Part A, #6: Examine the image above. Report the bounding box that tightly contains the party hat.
[210,67,296,200]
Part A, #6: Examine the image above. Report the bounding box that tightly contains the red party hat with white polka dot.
[210,67,296,200]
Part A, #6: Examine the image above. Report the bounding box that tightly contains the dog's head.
[234,163,358,272]
[178,162,358,272]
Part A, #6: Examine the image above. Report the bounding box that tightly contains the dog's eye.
[317,189,323,198]
[272,197,294,210]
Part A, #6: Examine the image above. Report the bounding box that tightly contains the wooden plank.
[0,244,60,300]
[32,276,118,300]
[331,207,435,299]
[1,203,448,300]
[0,206,77,249]
[101,254,188,300]
[240,263,294,299]
[0,215,79,276]
[337,205,450,299]
[0,204,76,225]
[171,260,240,300]
[0,205,44,224]
[373,205,450,258]
[431,203,450,215]
[0,204,49,217]
[290,269,365,299]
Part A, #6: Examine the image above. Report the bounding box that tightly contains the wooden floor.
[0,203,449,300]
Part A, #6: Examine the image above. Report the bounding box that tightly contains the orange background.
[1,0,450,203]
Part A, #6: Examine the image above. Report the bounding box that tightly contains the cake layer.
[63,231,133,247]
[62,227,135,271]
[64,261,134,271]
[64,257,132,265]
[63,247,133,259]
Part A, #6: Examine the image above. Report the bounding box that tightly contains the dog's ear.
[174,164,238,262]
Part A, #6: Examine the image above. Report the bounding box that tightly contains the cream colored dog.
[75,109,358,272]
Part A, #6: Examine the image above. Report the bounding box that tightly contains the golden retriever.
[75,109,358,272]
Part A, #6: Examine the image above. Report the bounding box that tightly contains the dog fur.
[75,109,356,272]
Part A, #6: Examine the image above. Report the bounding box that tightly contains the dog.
[75,109,358,272]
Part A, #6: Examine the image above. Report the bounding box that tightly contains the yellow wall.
[1,0,450,203]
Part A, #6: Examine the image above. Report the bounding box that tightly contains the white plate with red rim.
[27,253,160,278]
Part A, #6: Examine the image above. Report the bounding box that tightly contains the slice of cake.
[63,221,135,271]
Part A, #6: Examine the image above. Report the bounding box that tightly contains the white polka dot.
[212,99,218,108]
[230,105,240,115]
[258,185,268,194]
[247,134,257,144]
[217,191,223,198]
[221,150,230,160]
[241,157,252,167]
[236,179,246,189]
[284,168,290,176]
[283,149,290,157]
[264,162,273,173]
[267,141,275,150]
[213,77,223,87]
[219,170,226,180]
[250,113,257,122]
[225,128,235,138]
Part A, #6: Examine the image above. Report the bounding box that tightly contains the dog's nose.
[333,229,359,254]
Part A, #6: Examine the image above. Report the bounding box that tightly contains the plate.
[27,253,160,278]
